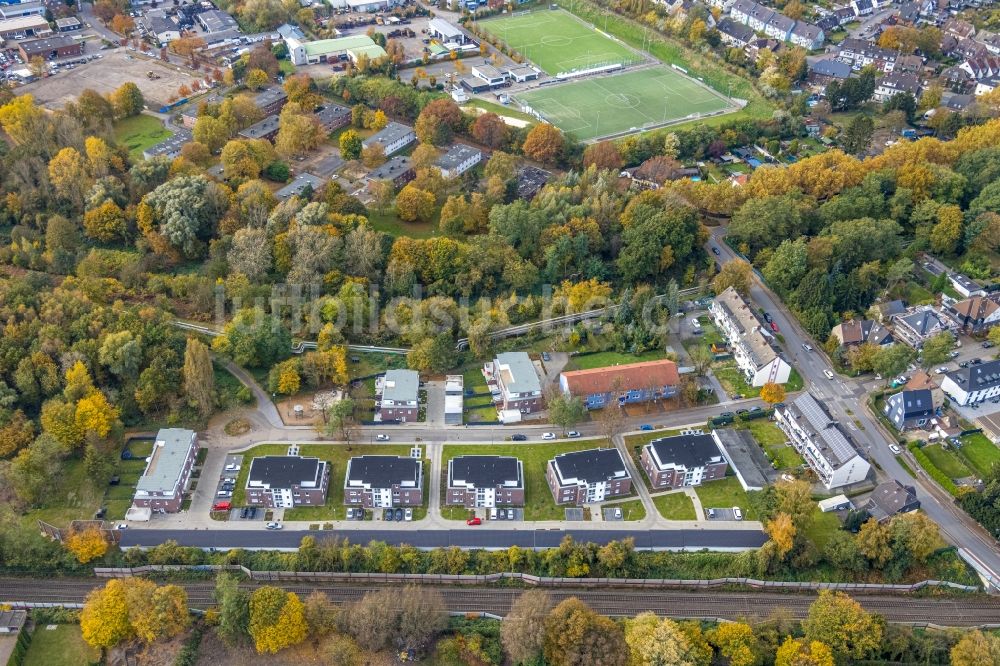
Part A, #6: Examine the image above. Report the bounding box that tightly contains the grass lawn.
[517,65,733,141]
[923,443,974,480]
[441,440,610,521]
[278,59,295,75]
[652,492,697,520]
[624,429,683,449]
[563,349,665,371]
[462,98,537,124]
[694,477,756,519]
[24,624,100,666]
[462,366,490,394]
[22,457,104,528]
[113,114,171,159]
[713,362,759,398]
[801,508,842,550]
[602,498,646,520]
[231,443,426,521]
[736,420,804,469]
[368,209,439,239]
[480,9,639,75]
[959,433,1000,477]
[349,351,407,381]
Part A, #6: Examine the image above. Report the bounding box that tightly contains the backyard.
[735,420,804,470]
[112,113,172,159]
[959,433,1000,477]
[922,443,974,480]
[652,491,697,520]
[230,443,427,521]
[461,365,499,424]
[23,624,100,666]
[563,349,666,372]
[694,476,756,519]
[440,440,615,521]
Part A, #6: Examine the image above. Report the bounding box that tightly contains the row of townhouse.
[729,0,825,50]
[710,287,792,387]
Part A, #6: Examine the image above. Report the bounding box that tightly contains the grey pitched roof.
[552,448,629,485]
[811,59,853,78]
[945,359,1000,392]
[647,433,725,470]
[448,455,523,488]
[867,480,918,520]
[887,389,934,419]
[247,456,324,489]
[718,17,755,41]
[346,455,421,488]
[787,393,862,467]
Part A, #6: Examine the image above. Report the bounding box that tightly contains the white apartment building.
[941,359,1000,406]
[710,287,792,387]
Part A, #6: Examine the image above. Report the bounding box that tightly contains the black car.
[736,409,749,415]
[384,509,394,521]
[356,509,365,520]
[712,247,721,255]
[249,507,257,519]
[542,352,551,361]
[971,358,983,365]
[960,361,970,368]
[394,508,403,521]
[762,311,773,323]
[512,434,527,441]
[240,507,248,519]
[720,411,735,418]
[984,341,996,349]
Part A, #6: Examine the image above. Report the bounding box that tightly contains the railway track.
[2,578,1000,627]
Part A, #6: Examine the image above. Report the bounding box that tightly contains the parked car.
[733,507,743,521]
[265,521,282,530]
[613,508,623,520]
[566,431,581,438]
[541,352,551,361]
[375,434,390,441]
[736,409,749,415]
[240,507,248,519]
[983,341,995,349]
[511,434,527,441]
[347,508,355,520]
[466,517,482,525]
[225,463,240,471]
[356,508,365,520]
[712,246,721,255]
[707,508,716,518]
[405,508,413,521]
[960,361,970,368]
[889,444,902,454]
[216,490,232,497]
[212,501,231,511]
[750,406,762,412]
[639,424,654,431]
[802,343,813,352]
[770,321,779,333]
[542,432,556,440]
[394,508,403,521]
[490,508,498,520]
[971,358,983,365]
[507,509,515,520]
[384,508,394,521]
[762,311,773,323]
[720,412,734,418]
[950,350,961,358]
[935,367,948,374]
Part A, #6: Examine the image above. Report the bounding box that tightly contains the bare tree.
[501,590,553,665]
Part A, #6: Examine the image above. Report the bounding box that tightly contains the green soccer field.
[516,66,733,140]
[477,9,640,75]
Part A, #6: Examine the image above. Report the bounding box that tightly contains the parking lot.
[704,507,742,521]
[18,48,203,110]
[210,454,242,512]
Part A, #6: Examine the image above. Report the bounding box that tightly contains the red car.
[466,517,482,526]
[212,501,232,512]
[770,321,779,332]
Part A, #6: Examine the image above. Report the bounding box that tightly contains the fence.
[92,566,981,593]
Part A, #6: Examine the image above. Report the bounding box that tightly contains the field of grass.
[517,65,732,141]
[231,443,424,520]
[463,98,537,124]
[564,349,665,371]
[113,114,172,159]
[713,362,759,398]
[348,351,407,381]
[802,508,843,550]
[736,420,803,469]
[23,624,100,666]
[959,433,1000,477]
[923,443,973,480]
[602,498,646,520]
[652,492,697,520]
[441,440,610,521]
[694,477,755,519]
[480,9,639,75]
[367,209,439,239]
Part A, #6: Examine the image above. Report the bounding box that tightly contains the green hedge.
[908,443,959,496]
[6,627,31,666]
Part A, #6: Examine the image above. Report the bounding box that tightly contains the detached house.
[873,71,922,102]
[376,369,419,422]
[866,480,920,521]
[941,359,1000,406]
[884,388,934,431]
[484,352,543,418]
[893,305,951,348]
[830,319,894,348]
[943,293,1000,334]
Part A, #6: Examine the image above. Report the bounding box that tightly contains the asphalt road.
[708,229,1000,588]
[119,527,768,550]
[2,577,999,625]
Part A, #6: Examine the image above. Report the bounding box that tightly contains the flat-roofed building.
[344,455,423,508]
[377,368,419,422]
[254,86,288,116]
[710,286,791,386]
[314,103,351,132]
[275,172,325,200]
[245,455,330,508]
[484,352,542,416]
[362,121,416,157]
[142,127,191,160]
[238,114,280,141]
[447,455,524,507]
[0,2,45,19]
[366,155,414,190]
[547,448,631,505]
[131,428,199,513]
[0,14,50,40]
[55,16,82,31]
[435,143,482,178]
[18,34,82,60]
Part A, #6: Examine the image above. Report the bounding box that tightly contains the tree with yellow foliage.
[554,279,614,313]
[775,637,835,666]
[83,199,128,243]
[48,147,90,208]
[64,526,109,563]
[708,622,760,666]
[760,382,786,407]
[81,579,132,650]
[765,512,797,559]
[125,580,190,644]
[248,586,308,654]
[64,361,95,402]
[75,390,119,439]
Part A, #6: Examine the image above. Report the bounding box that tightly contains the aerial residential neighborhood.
[2,0,1000,659]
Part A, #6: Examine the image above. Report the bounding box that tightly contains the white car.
[733,507,743,521]
[889,444,902,455]
[346,508,355,520]
[541,432,556,440]
[802,343,813,352]
[404,508,413,521]
[566,431,581,438]
[935,367,948,374]
[265,521,282,530]
[375,434,390,441]
[950,350,961,358]
[823,369,834,380]
[225,464,240,472]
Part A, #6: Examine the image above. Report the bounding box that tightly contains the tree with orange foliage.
[582,141,623,170]
[521,123,564,165]
[760,382,786,406]
[64,526,109,563]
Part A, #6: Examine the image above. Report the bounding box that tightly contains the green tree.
[215,572,250,646]
[339,129,363,160]
[841,115,874,155]
[211,307,292,368]
[713,259,754,296]
[547,391,587,434]
[406,334,454,373]
[920,332,955,367]
[111,82,144,118]
[871,344,913,379]
[322,396,357,446]
[625,611,696,666]
[183,337,215,417]
[98,330,143,380]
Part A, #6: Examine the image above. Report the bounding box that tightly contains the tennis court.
[477,9,640,75]
[516,65,734,140]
